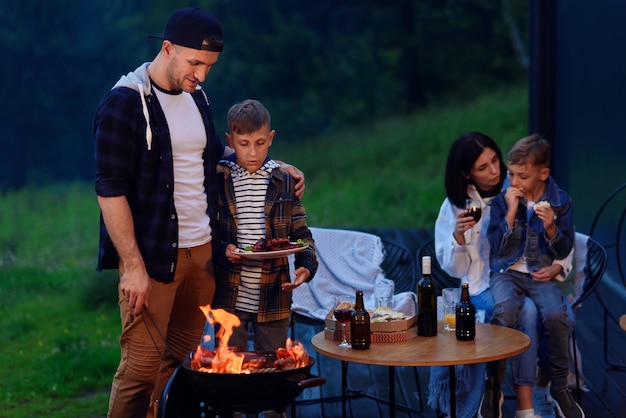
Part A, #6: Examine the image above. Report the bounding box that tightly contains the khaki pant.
[107,242,215,418]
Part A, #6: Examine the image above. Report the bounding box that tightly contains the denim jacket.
[488,176,574,274]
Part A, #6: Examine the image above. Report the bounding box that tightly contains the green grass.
[275,86,528,228]
[0,86,527,417]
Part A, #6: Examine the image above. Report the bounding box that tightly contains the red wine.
[468,207,482,223]
[334,309,352,324]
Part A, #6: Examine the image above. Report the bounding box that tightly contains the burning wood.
[191,304,309,374]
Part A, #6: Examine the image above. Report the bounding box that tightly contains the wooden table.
[311,321,530,418]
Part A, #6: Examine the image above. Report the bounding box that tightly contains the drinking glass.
[442,287,461,332]
[374,279,394,309]
[334,295,355,348]
[465,198,482,245]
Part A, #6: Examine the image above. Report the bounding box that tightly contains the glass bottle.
[417,256,438,336]
[455,282,476,341]
[350,290,371,349]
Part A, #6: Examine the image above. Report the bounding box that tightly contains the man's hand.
[276,161,305,199]
[119,262,152,316]
[98,195,151,316]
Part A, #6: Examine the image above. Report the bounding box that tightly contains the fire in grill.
[157,305,326,418]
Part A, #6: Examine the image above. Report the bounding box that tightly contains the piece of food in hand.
[251,237,268,252]
[534,201,551,210]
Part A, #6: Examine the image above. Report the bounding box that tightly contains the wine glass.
[465,198,482,245]
[334,295,355,348]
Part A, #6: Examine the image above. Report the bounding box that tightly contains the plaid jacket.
[212,160,318,322]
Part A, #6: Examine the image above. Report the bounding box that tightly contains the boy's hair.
[227,99,271,135]
[508,133,551,168]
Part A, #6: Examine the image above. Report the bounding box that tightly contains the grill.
[158,352,326,418]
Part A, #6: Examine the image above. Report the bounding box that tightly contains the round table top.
[311,322,530,367]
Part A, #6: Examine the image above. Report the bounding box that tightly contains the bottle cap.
[422,256,431,275]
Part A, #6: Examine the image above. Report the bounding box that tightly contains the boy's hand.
[226,244,243,263]
[504,187,525,227]
[504,187,525,208]
[534,204,557,231]
[282,267,310,291]
[531,264,562,281]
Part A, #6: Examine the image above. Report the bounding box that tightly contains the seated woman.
[428,132,572,418]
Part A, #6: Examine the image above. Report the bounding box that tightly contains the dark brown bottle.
[350,290,371,349]
[417,256,437,336]
[456,283,476,341]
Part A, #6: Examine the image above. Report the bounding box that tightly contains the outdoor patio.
[288,227,626,418]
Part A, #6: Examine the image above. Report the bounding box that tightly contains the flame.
[278,338,310,368]
[194,304,245,373]
[191,304,309,374]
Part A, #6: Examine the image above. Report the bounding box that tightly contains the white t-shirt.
[153,87,211,247]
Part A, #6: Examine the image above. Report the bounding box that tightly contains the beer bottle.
[417,256,438,336]
[350,290,371,349]
[455,283,476,341]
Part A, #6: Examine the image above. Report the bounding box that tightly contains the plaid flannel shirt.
[94,73,225,283]
[212,160,318,322]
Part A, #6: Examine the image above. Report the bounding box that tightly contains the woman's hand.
[453,209,474,245]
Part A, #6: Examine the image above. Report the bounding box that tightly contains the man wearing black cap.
[94,7,304,418]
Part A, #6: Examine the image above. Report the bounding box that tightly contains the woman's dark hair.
[444,132,507,208]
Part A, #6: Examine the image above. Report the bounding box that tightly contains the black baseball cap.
[148,7,223,52]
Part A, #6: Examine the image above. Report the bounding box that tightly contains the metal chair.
[589,182,626,372]
[570,235,607,400]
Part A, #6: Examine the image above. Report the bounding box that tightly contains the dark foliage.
[0,0,527,189]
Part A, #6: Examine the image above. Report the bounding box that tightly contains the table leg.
[389,366,395,418]
[449,365,456,418]
[494,375,501,418]
[341,360,348,418]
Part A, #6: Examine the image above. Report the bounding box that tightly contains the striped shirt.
[224,159,280,312]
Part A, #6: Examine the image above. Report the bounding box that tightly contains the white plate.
[232,243,308,259]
